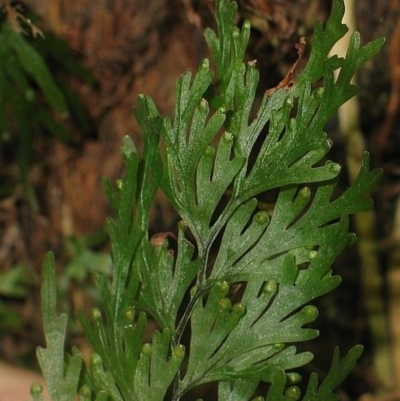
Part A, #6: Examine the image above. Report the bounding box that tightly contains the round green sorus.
[223,131,234,142]
[80,385,91,397]
[172,344,185,359]
[232,26,240,39]
[302,305,318,321]
[314,87,324,100]
[116,179,123,190]
[272,343,285,352]
[299,186,311,198]
[251,397,264,401]
[286,372,302,384]
[204,145,215,157]
[218,297,232,312]
[324,158,341,173]
[284,96,294,108]
[242,19,251,31]
[348,232,358,245]
[285,386,301,400]
[218,106,227,114]
[91,307,101,320]
[254,211,270,225]
[232,302,246,317]
[220,280,230,296]
[124,306,134,321]
[200,58,209,70]
[91,353,102,366]
[30,383,43,396]
[308,250,318,260]
[142,343,153,357]
[178,220,188,230]
[199,97,209,111]
[263,280,277,293]
[190,285,198,297]
[328,162,341,174]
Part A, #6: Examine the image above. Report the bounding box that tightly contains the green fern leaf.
[137,222,200,330]
[217,378,259,401]
[133,329,185,401]
[36,253,82,401]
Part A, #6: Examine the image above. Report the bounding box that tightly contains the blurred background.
[0,0,398,400]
